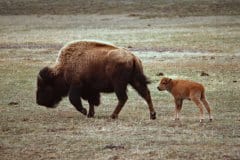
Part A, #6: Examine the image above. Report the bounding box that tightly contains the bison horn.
[37,74,44,86]
[38,74,43,81]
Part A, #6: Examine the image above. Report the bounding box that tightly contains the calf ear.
[167,78,172,83]
[39,67,55,84]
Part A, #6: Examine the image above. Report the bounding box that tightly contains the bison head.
[36,67,68,108]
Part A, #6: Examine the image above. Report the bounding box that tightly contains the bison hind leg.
[130,80,156,119]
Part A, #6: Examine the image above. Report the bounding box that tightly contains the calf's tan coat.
[157,77,212,122]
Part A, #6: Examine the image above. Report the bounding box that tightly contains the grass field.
[0,1,240,160]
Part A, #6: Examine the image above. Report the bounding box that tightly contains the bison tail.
[132,57,151,85]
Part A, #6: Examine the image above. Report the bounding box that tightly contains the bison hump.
[56,41,119,64]
[107,49,134,64]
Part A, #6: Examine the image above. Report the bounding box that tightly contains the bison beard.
[36,41,156,119]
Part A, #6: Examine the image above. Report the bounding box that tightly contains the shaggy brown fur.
[157,77,212,122]
[36,40,156,119]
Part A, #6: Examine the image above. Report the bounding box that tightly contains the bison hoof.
[87,112,95,118]
[80,108,87,116]
[150,112,156,120]
[111,114,118,119]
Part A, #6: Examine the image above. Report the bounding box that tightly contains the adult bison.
[36,40,156,119]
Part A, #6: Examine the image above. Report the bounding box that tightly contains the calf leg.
[201,95,212,121]
[174,99,183,121]
[69,86,87,116]
[191,97,204,123]
[130,81,156,120]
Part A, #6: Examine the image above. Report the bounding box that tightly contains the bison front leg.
[87,92,100,118]
[69,86,87,116]
[87,102,95,118]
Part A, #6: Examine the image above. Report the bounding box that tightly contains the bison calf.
[157,77,212,122]
[36,40,156,119]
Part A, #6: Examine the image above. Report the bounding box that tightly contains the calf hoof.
[150,112,156,120]
[209,118,213,122]
[111,114,118,119]
[174,118,180,121]
[199,119,204,123]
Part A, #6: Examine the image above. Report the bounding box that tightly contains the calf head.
[157,77,172,91]
[36,67,68,108]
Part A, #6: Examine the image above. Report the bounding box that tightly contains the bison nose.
[36,98,39,104]
[36,98,42,105]
[36,97,44,106]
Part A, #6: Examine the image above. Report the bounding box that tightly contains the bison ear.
[39,67,55,84]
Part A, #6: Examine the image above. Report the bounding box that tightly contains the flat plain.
[0,1,240,159]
